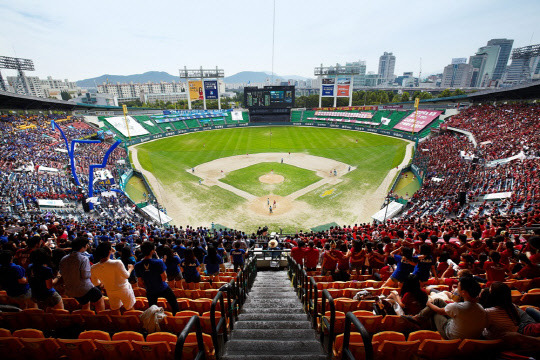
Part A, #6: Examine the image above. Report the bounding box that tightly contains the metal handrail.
[320,288,336,355]
[210,290,227,357]
[342,312,374,360]
[175,315,205,360]
[309,276,318,329]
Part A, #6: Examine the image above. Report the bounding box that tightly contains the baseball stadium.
[0,55,540,359]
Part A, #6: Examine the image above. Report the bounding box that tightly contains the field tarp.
[372,201,404,222]
[106,116,149,137]
[141,204,173,224]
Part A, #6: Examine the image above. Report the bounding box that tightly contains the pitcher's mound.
[249,195,292,216]
[259,174,284,184]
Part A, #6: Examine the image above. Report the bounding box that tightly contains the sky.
[0,0,539,82]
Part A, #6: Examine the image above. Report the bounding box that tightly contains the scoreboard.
[244,86,295,109]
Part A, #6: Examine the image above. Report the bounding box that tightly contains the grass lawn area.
[220,162,321,197]
[124,175,149,203]
[393,171,421,199]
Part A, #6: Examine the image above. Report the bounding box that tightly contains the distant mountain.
[77,71,179,88]
[77,70,312,88]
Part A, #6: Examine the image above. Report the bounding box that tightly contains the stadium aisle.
[223,270,326,360]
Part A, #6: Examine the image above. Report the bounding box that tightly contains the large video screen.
[244,86,295,108]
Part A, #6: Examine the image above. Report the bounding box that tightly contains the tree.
[60,91,71,101]
[438,89,453,98]
[452,89,466,96]
[391,94,401,103]
[401,92,410,102]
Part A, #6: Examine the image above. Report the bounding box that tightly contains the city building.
[5,75,83,99]
[486,38,514,81]
[365,72,382,87]
[345,60,367,89]
[97,80,225,102]
[441,62,473,88]
[469,53,488,87]
[70,92,118,107]
[378,52,396,84]
[503,43,540,85]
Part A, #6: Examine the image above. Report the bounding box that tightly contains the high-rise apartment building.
[378,52,396,83]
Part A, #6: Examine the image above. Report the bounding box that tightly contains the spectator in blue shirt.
[135,241,179,315]
[0,250,35,309]
[28,248,64,310]
[163,246,183,289]
[230,241,246,272]
[180,248,201,284]
[203,246,222,283]
[383,246,416,288]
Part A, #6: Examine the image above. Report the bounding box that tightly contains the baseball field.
[130,126,412,233]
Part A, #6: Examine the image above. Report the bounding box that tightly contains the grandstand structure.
[0,82,539,359]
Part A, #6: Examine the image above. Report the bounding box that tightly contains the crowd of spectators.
[405,103,539,220]
[444,103,540,161]
[0,114,127,214]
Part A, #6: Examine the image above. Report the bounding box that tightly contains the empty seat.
[12,328,45,338]
[377,340,421,360]
[112,331,145,342]
[57,338,98,360]
[94,339,135,360]
[79,330,111,341]
[408,330,442,342]
[417,339,461,359]
[132,340,173,360]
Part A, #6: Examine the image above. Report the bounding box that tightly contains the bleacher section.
[290,108,444,137]
[131,115,163,135]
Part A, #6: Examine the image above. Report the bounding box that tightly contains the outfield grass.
[221,162,321,197]
[134,126,408,230]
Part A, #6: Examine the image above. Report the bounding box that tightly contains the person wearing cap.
[268,239,280,260]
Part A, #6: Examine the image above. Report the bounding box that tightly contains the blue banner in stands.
[204,80,218,100]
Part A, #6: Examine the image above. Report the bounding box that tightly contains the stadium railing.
[342,311,374,360]
[210,290,227,357]
[320,288,337,355]
[175,315,205,360]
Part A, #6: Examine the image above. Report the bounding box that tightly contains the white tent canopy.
[371,201,404,223]
[141,205,173,224]
[483,192,512,201]
[38,199,65,208]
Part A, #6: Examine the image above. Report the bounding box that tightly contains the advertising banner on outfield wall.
[322,85,335,97]
[336,85,350,97]
[322,78,335,85]
[204,80,218,100]
[393,110,443,133]
[188,80,204,100]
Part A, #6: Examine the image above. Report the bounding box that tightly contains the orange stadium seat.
[377,340,421,360]
[57,338,98,360]
[417,339,461,359]
[146,331,177,343]
[334,298,359,312]
[79,330,111,341]
[355,314,383,334]
[12,328,45,338]
[112,331,145,342]
[20,337,61,360]
[0,328,11,337]
[132,340,173,360]
[94,339,135,360]
[408,330,442,342]
[458,339,502,357]
[333,332,371,360]
[0,337,24,360]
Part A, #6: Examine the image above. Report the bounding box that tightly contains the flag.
[381,117,391,125]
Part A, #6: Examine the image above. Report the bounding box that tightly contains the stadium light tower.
[179,66,225,110]
[0,56,35,94]
[314,63,360,108]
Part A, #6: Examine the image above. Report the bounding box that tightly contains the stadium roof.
[0,90,159,111]
[389,81,540,106]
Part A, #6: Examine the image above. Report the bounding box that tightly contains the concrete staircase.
[223,270,326,360]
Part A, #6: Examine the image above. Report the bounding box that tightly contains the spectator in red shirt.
[290,240,305,267]
[303,241,320,271]
[483,251,507,285]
